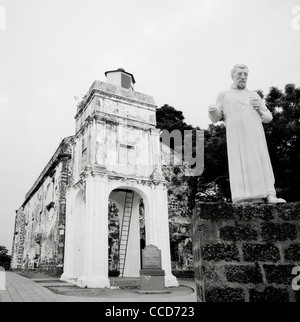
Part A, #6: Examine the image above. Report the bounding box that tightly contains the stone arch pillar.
[61,187,84,283]
[73,190,85,277]
[76,174,110,288]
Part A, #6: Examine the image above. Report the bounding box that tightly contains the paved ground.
[0,271,197,302]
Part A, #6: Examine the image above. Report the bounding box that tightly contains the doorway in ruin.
[108,187,146,278]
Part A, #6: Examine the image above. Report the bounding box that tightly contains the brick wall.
[192,202,300,302]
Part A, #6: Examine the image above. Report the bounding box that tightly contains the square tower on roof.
[105,68,135,90]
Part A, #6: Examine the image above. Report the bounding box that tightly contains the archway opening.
[108,201,120,276]
[108,187,146,278]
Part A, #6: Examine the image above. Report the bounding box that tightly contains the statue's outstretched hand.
[208,103,223,123]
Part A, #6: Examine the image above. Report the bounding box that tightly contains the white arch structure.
[61,179,178,288]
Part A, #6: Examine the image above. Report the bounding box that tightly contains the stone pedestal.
[192,202,300,303]
[138,245,170,294]
[139,269,169,293]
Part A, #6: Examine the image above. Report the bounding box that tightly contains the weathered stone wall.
[11,208,27,269]
[72,80,159,184]
[11,138,72,274]
[192,202,300,302]
[161,145,193,272]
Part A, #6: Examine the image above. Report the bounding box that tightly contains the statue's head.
[231,64,249,89]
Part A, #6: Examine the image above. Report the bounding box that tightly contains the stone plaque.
[142,245,162,270]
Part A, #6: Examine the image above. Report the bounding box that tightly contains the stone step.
[37,282,73,287]
[109,277,140,288]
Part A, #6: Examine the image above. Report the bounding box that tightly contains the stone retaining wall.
[192,202,300,302]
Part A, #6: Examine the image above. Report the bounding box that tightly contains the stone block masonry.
[192,202,300,302]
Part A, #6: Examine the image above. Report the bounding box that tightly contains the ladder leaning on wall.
[117,190,134,277]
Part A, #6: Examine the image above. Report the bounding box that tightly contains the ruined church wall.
[12,163,63,270]
[12,139,72,273]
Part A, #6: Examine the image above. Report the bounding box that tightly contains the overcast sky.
[1,0,300,253]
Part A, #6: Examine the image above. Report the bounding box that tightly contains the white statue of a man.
[208,64,286,204]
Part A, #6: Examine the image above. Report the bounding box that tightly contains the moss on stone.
[205,287,245,302]
[249,286,289,302]
[285,244,300,262]
[263,264,296,285]
[261,222,297,242]
[276,203,300,221]
[201,243,239,262]
[225,264,263,284]
[220,225,258,241]
[234,203,274,221]
[197,203,235,221]
[243,243,280,262]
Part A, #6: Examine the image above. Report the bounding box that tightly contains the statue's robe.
[209,86,276,203]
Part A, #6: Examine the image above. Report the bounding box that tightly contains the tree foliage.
[0,246,9,256]
[263,84,300,201]
[156,104,194,133]
[197,123,231,202]
[156,104,199,211]
[156,104,231,202]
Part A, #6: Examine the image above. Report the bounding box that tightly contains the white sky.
[0,0,300,252]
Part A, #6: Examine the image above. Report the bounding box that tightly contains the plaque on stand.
[138,245,170,294]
